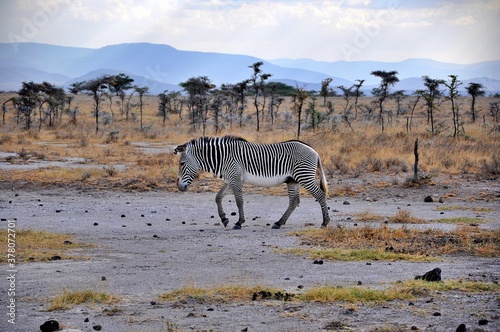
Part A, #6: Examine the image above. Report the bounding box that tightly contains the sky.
[1,0,499,64]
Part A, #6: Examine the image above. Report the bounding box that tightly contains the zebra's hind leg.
[215,182,230,227]
[301,180,330,228]
[273,182,300,229]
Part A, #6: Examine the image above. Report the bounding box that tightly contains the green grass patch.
[399,279,500,294]
[282,247,437,262]
[47,289,121,311]
[297,285,414,303]
[0,229,95,263]
[432,217,487,224]
[436,205,493,213]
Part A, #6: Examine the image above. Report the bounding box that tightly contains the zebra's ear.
[174,144,186,155]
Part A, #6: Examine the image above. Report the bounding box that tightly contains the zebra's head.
[174,142,200,192]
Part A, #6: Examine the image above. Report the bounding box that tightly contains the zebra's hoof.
[271,223,281,229]
[222,218,229,228]
[232,224,242,230]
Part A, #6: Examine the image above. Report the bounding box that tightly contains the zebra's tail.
[317,157,329,198]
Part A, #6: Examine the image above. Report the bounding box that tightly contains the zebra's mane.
[189,135,247,147]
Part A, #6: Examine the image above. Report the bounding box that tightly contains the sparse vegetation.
[289,225,499,258]
[0,229,94,263]
[1,89,499,191]
[47,289,121,311]
[158,279,499,305]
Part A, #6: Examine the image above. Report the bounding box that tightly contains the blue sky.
[1,0,498,64]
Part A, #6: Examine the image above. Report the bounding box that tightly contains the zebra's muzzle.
[176,178,189,192]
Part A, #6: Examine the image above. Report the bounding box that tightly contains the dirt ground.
[0,173,499,332]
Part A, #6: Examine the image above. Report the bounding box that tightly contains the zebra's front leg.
[273,182,300,229]
[231,181,246,230]
[215,182,230,227]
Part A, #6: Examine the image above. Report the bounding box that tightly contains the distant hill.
[0,42,499,95]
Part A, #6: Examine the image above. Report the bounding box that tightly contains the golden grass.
[160,284,281,303]
[290,225,499,258]
[158,279,499,305]
[354,210,386,222]
[0,229,94,263]
[47,289,121,311]
[282,247,435,262]
[388,209,426,223]
[1,94,499,192]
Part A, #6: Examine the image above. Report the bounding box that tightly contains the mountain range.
[0,42,499,95]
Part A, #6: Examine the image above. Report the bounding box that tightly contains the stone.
[40,320,60,332]
[415,267,442,282]
[455,324,466,332]
[424,196,433,203]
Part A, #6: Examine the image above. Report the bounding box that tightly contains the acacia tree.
[444,75,463,138]
[248,62,271,132]
[465,82,485,123]
[419,76,445,135]
[352,79,365,119]
[78,75,114,133]
[371,70,399,131]
[179,76,215,132]
[320,78,333,106]
[17,81,40,129]
[292,85,308,139]
[109,73,134,120]
[134,86,149,130]
[157,90,182,126]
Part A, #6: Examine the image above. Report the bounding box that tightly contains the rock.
[456,324,466,332]
[478,319,488,325]
[150,301,157,305]
[93,222,98,226]
[432,312,441,316]
[84,318,89,322]
[50,255,62,261]
[63,240,72,245]
[424,196,434,203]
[93,325,102,331]
[40,320,59,332]
[415,267,442,282]
[313,260,324,265]
[343,201,350,205]
[101,276,107,281]
[439,198,444,203]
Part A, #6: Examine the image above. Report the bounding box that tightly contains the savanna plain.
[0,93,499,332]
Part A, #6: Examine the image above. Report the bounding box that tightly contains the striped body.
[174,136,330,229]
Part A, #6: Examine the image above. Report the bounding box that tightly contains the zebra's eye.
[180,162,186,166]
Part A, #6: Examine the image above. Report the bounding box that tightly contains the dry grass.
[289,225,499,259]
[0,229,94,263]
[158,279,499,305]
[160,284,282,304]
[47,289,121,311]
[1,93,499,192]
[388,209,426,223]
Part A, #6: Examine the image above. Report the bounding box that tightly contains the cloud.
[0,0,498,63]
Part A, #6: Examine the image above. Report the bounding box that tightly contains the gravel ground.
[0,176,499,332]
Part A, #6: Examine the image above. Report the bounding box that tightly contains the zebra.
[174,136,330,229]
